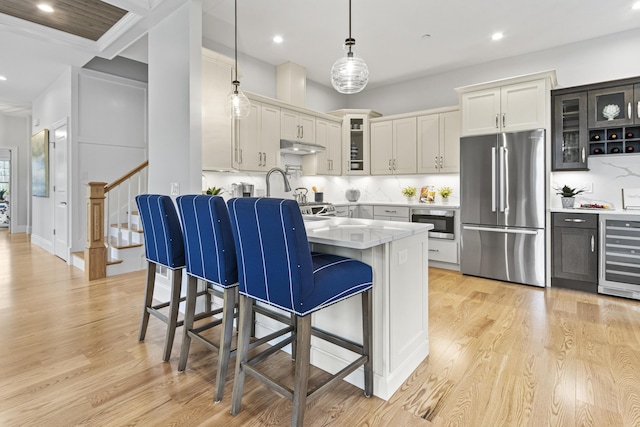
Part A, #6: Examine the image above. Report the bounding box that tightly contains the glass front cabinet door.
[588,85,635,128]
[553,92,588,171]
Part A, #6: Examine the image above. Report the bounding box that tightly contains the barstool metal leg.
[291,315,311,427]
[162,268,182,362]
[230,295,253,415]
[214,286,237,403]
[362,289,373,398]
[178,275,198,371]
[138,261,156,341]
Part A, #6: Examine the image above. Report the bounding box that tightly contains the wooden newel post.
[85,182,107,280]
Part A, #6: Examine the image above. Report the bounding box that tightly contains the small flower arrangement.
[402,186,417,198]
[438,187,452,199]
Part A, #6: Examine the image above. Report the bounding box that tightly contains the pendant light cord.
[233,0,239,88]
[346,0,354,54]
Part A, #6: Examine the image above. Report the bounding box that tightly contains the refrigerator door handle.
[498,146,506,212]
[463,225,539,235]
[491,147,497,212]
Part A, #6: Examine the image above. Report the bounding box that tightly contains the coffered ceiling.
[0,0,127,41]
[1,0,640,118]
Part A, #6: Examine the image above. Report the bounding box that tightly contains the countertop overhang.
[303,217,433,249]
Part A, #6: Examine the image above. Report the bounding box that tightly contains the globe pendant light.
[225,0,250,118]
[330,0,369,94]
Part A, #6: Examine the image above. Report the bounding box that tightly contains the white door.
[53,121,69,262]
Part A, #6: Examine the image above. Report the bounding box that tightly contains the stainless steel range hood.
[280,139,325,155]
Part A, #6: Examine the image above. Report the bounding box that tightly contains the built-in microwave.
[410,208,455,240]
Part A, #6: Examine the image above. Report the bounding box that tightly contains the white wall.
[31,68,72,251]
[71,68,148,251]
[347,27,640,115]
[0,114,30,232]
[148,0,202,195]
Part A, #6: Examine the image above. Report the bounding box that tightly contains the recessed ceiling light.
[633,2,640,9]
[37,4,54,13]
[0,76,7,81]
[421,34,432,39]
[273,35,283,44]
[491,32,504,41]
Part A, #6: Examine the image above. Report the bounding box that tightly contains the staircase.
[74,161,149,280]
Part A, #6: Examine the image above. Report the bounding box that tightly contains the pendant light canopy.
[225,0,251,118]
[330,0,369,94]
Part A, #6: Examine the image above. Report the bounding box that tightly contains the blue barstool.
[227,197,373,427]
[135,194,186,362]
[175,194,239,402]
[176,194,294,402]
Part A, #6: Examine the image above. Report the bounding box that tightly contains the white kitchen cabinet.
[327,110,381,175]
[428,239,458,264]
[370,117,417,175]
[303,118,342,175]
[459,77,551,136]
[235,101,281,171]
[417,109,460,174]
[357,204,374,219]
[373,205,410,222]
[333,205,357,218]
[201,50,234,171]
[281,108,315,144]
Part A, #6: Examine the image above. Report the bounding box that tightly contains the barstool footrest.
[252,304,292,325]
[247,333,294,365]
[311,327,364,355]
[242,363,294,400]
[147,307,184,327]
[308,355,368,403]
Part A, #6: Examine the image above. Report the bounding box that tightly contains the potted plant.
[556,185,585,209]
[402,186,417,203]
[438,187,452,203]
[205,186,223,196]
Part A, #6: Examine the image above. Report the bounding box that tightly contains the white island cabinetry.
[303,217,432,400]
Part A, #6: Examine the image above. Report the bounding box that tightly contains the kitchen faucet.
[265,167,292,197]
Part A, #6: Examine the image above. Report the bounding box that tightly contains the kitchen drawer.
[552,212,598,229]
[374,205,410,220]
[428,239,458,264]
[334,206,349,217]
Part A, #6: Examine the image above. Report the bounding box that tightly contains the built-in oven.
[410,208,455,240]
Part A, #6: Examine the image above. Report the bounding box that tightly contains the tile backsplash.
[202,155,460,204]
[550,154,640,209]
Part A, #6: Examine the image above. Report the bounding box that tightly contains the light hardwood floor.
[1,229,640,426]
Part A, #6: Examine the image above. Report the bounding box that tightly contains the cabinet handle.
[581,147,585,163]
[263,152,267,166]
[495,114,499,129]
[628,102,632,120]
[389,159,392,171]
[301,125,304,139]
[502,113,506,128]
[563,218,586,223]
[239,149,243,164]
[637,101,639,119]
[258,152,262,166]
[393,159,397,170]
[435,156,439,169]
[429,249,440,252]
[440,156,443,168]
[384,209,397,213]
[591,235,595,253]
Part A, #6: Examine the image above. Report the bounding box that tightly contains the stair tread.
[110,223,143,233]
[107,237,143,250]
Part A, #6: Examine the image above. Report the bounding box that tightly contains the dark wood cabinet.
[552,76,640,171]
[552,212,598,293]
[552,92,588,171]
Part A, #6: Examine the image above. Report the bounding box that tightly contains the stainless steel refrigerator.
[460,129,546,287]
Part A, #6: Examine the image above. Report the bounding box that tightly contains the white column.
[148,0,202,196]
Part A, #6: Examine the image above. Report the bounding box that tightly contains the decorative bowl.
[602,104,620,120]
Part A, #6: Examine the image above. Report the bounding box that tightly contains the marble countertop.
[550,208,640,216]
[303,217,433,249]
[333,201,460,209]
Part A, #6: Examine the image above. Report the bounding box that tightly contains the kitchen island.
[256,217,433,400]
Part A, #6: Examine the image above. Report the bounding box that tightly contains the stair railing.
[85,161,148,280]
